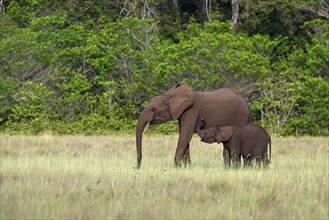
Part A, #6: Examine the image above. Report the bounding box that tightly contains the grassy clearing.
[0,134,328,219]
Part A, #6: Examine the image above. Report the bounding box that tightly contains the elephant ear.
[165,84,195,119]
[215,127,233,143]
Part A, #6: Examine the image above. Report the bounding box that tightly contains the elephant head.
[196,118,217,144]
[136,84,195,168]
[197,119,233,144]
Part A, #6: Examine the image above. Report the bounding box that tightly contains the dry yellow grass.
[0,134,328,219]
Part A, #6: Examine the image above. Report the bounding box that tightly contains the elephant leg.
[223,147,230,167]
[175,134,194,167]
[231,151,240,169]
[243,155,253,168]
[174,113,196,167]
[242,156,247,167]
[183,143,191,167]
[263,152,270,169]
[254,155,262,169]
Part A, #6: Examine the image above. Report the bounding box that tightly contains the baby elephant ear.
[215,127,232,143]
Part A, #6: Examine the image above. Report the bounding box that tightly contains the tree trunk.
[206,0,212,22]
[231,0,239,31]
[0,0,5,16]
[173,0,178,8]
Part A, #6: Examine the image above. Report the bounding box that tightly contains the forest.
[0,0,328,135]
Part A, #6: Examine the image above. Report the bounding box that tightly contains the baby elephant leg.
[254,155,262,168]
[263,152,270,169]
[223,148,231,167]
[230,151,241,168]
[243,155,253,168]
[253,147,264,168]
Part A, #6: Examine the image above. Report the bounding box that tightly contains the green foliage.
[0,77,18,126]
[3,81,56,134]
[239,0,312,38]
[254,34,329,136]
[290,40,329,135]
[0,21,52,80]
[1,1,328,135]
[140,21,273,97]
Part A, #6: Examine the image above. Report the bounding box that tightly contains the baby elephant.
[196,118,271,168]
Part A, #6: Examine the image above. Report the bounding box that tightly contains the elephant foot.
[183,156,191,167]
[174,159,191,168]
[174,153,191,168]
[174,158,183,168]
[231,161,241,169]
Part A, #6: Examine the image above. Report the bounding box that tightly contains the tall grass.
[0,135,328,219]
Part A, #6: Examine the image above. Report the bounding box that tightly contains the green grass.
[0,135,328,219]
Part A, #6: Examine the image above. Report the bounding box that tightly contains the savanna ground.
[0,134,328,219]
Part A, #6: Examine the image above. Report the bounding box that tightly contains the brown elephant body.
[196,119,271,168]
[136,84,251,168]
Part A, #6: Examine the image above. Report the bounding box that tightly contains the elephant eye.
[151,108,156,112]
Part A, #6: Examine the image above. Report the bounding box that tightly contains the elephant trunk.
[135,111,151,169]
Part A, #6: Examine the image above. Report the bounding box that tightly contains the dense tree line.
[0,0,328,135]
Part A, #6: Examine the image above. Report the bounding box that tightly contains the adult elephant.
[136,84,251,168]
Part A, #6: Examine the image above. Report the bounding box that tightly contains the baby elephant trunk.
[196,118,206,133]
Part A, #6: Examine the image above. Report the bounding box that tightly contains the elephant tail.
[268,136,271,161]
